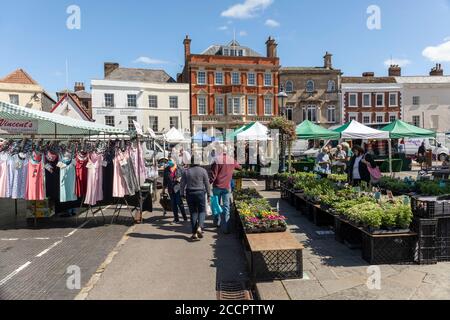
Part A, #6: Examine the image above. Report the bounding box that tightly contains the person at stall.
[316,146,331,174]
[341,142,352,160]
[332,144,347,172]
[417,142,427,169]
[347,145,370,186]
[362,153,381,185]
[180,156,211,241]
[162,156,187,224]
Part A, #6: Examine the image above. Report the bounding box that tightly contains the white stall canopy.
[334,120,390,140]
[236,122,270,141]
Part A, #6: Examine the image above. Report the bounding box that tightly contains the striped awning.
[0,101,125,135]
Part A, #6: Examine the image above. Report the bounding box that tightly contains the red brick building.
[179,36,280,134]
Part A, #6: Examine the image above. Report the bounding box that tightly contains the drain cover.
[217,282,253,300]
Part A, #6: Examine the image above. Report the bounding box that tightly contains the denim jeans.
[213,188,231,234]
[186,191,206,234]
[169,191,187,222]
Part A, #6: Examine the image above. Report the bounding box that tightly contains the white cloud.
[383,58,411,67]
[265,19,280,27]
[239,30,248,36]
[218,26,228,31]
[221,0,274,19]
[133,56,168,65]
[423,39,450,62]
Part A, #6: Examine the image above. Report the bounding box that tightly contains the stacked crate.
[412,196,450,264]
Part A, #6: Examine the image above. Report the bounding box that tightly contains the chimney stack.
[388,65,401,77]
[324,52,333,69]
[183,35,192,61]
[74,82,85,92]
[362,72,375,77]
[430,63,444,76]
[104,62,119,78]
[266,36,277,58]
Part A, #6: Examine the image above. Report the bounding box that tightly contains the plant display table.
[245,231,304,282]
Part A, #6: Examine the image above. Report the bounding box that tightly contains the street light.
[277,89,288,118]
[276,87,289,172]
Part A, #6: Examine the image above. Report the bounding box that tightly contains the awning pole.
[388,139,393,176]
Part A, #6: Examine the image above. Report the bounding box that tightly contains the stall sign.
[0,119,38,134]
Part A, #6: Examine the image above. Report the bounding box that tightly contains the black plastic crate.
[414,245,437,265]
[361,233,416,265]
[412,196,450,219]
[436,236,450,262]
[334,217,362,248]
[437,217,450,238]
[412,218,438,237]
[251,249,303,281]
[313,207,335,227]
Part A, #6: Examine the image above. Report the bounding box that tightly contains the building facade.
[0,69,55,111]
[341,67,402,128]
[179,36,280,134]
[92,63,190,133]
[396,64,450,133]
[51,93,93,121]
[280,52,342,128]
[57,82,92,117]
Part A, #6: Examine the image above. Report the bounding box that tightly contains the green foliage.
[268,117,297,141]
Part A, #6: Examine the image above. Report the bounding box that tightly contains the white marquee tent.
[334,120,390,140]
[236,122,270,141]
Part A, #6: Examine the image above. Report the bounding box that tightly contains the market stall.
[295,120,340,140]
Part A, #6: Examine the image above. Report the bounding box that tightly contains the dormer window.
[306,80,315,93]
[327,80,336,92]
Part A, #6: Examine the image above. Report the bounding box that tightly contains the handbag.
[211,195,223,216]
[159,193,172,212]
[367,165,382,183]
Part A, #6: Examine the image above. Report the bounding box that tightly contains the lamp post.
[277,88,288,172]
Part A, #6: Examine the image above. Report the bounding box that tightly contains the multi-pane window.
[327,80,336,92]
[376,93,384,107]
[363,93,371,107]
[389,115,397,123]
[149,116,158,132]
[197,97,207,115]
[215,97,224,115]
[306,80,315,93]
[264,98,273,116]
[148,95,158,108]
[247,73,256,86]
[286,108,293,121]
[349,115,357,122]
[128,116,137,131]
[169,116,179,129]
[9,94,19,105]
[104,93,114,107]
[376,115,384,123]
[389,93,398,106]
[169,96,178,109]
[197,71,206,85]
[264,73,272,86]
[413,96,420,105]
[127,94,137,107]
[327,106,336,123]
[412,115,421,127]
[285,81,294,93]
[233,97,241,114]
[247,98,256,115]
[105,116,115,127]
[215,72,223,85]
[349,93,358,107]
[232,72,240,85]
[306,106,317,122]
[363,115,371,124]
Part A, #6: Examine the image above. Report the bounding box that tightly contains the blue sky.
[1,0,450,97]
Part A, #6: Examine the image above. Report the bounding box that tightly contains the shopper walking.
[347,145,370,186]
[210,146,241,234]
[180,157,211,240]
[163,157,187,223]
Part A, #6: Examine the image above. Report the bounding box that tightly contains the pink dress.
[132,144,146,186]
[26,152,45,201]
[113,150,128,198]
[84,153,104,206]
[0,152,9,198]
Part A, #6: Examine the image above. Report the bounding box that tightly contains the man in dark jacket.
[347,145,370,185]
[163,158,187,223]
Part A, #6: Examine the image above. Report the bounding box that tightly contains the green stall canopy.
[296,120,340,140]
[380,120,436,139]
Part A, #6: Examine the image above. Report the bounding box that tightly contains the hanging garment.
[5,155,15,198]
[45,151,60,201]
[11,154,28,200]
[131,144,146,186]
[84,152,104,206]
[60,155,77,203]
[119,149,139,196]
[75,152,88,198]
[0,152,10,198]
[113,150,128,198]
[102,150,114,203]
[26,152,45,201]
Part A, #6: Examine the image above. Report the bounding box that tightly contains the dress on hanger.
[113,149,128,198]
[118,149,139,196]
[84,152,104,206]
[45,151,60,202]
[0,152,10,198]
[26,152,45,201]
[131,143,146,186]
[11,153,28,200]
[75,152,88,198]
[60,154,77,203]
[6,155,15,198]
